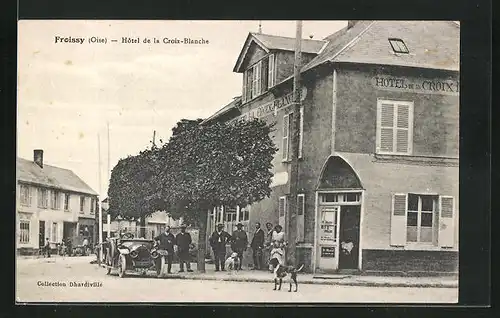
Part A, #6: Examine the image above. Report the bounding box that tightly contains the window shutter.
[390,193,407,246]
[378,102,395,153]
[438,196,455,248]
[268,54,275,87]
[298,106,304,159]
[282,114,290,161]
[296,194,305,242]
[28,186,32,206]
[396,104,411,153]
[278,196,286,228]
[246,68,253,100]
[242,72,247,102]
[261,58,269,92]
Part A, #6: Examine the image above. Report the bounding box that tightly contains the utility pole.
[152,130,156,148]
[287,20,302,265]
[106,122,111,239]
[98,133,103,264]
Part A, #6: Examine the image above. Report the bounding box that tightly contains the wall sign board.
[321,246,335,258]
[373,76,459,96]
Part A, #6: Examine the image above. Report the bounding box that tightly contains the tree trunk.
[140,216,146,238]
[196,209,208,273]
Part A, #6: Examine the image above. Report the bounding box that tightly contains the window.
[376,100,413,155]
[251,61,262,98]
[239,207,250,221]
[64,193,70,211]
[282,113,291,161]
[296,194,305,242]
[225,207,237,222]
[389,38,409,54]
[20,184,32,206]
[298,106,304,159]
[37,188,48,208]
[243,55,275,102]
[268,54,276,88]
[90,198,95,214]
[19,220,30,243]
[51,222,58,242]
[51,190,61,210]
[390,193,456,248]
[80,196,85,213]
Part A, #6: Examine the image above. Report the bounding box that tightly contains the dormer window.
[389,38,409,54]
[242,54,276,103]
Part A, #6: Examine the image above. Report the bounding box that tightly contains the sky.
[17,20,347,196]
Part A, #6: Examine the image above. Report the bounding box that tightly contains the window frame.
[90,198,95,214]
[51,222,58,242]
[242,54,276,103]
[38,188,49,209]
[19,220,30,244]
[376,99,414,155]
[80,196,85,213]
[406,194,438,245]
[388,38,410,54]
[64,193,70,211]
[20,184,31,206]
[51,190,61,210]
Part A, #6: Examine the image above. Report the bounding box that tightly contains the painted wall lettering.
[373,76,459,95]
[231,91,300,123]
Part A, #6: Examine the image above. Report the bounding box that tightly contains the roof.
[233,32,326,72]
[200,97,242,125]
[303,20,460,72]
[17,157,98,196]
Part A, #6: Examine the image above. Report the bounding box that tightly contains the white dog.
[224,252,241,272]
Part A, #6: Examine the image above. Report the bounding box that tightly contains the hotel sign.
[373,76,459,96]
[231,88,306,123]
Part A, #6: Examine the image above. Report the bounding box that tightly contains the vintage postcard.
[16,20,459,303]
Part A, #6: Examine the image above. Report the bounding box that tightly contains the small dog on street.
[225,252,241,272]
[269,257,304,292]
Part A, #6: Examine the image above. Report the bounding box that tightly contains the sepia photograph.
[15,20,459,303]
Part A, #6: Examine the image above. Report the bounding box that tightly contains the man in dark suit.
[175,224,194,272]
[250,222,265,270]
[209,223,231,271]
[231,223,248,270]
[154,226,175,274]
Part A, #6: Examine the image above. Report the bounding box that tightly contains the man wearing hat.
[230,223,248,270]
[176,224,194,272]
[209,224,232,271]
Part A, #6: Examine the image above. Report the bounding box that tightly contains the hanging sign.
[373,76,459,96]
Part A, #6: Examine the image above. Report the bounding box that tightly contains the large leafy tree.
[156,119,277,272]
[107,146,164,237]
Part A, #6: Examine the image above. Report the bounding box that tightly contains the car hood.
[119,240,154,250]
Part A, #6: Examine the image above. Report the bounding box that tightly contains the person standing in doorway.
[209,224,231,272]
[154,226,175,274]
[176,224,194,273]
[250,222,265,270]
[230,223,248,270]
[270,225,286,266]
[82,237,89,256]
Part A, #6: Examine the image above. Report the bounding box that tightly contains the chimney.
[347,20,358,29]
[34,149,44,168]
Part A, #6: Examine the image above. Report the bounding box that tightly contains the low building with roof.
[203,21,459,274]
[16,149,99,255]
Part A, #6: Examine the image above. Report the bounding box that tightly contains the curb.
[166,274,458,289]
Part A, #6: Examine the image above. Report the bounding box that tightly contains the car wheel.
[118,254,127,278]
[156,256,165,278]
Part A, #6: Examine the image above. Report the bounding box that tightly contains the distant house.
[16,150,99,255]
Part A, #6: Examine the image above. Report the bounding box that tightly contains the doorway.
[38,221,45,248]
[338,205,361,270]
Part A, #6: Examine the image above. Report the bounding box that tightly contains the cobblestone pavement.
[16,256,458,303]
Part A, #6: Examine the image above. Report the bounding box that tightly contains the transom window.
[376,99,413,155]
[320,193,361,203]
[389,38,410,54]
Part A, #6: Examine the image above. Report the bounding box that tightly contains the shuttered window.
[20,184,31,206]
[261,57,269,92]
[296,194,305,242]
[268,54,275,88]
[282,114,291,161]
[278,196,287,228]
[251,61,262,98]
[38,188,48,209]
[390,193,456,248]
[377,100,413,155]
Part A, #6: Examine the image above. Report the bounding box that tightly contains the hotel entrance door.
[338,205,360,270]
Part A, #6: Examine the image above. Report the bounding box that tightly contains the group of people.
[209,222,286,272]
[153,224,195,274]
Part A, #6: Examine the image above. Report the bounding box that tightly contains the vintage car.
[104,233,169,278]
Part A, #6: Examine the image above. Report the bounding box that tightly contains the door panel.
[338,205,361,270]
[318,206,339,270]
[38,221,45,248]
